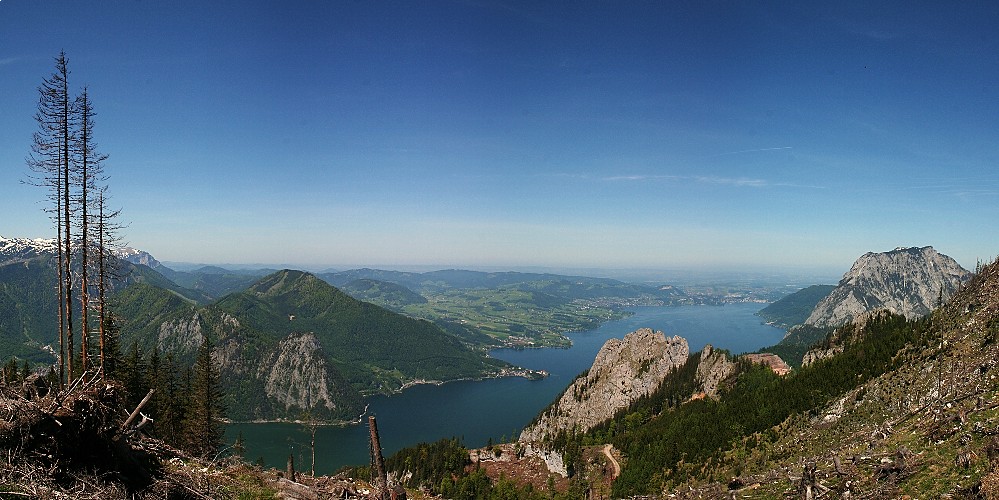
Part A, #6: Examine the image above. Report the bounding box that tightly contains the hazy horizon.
[157,258,844,286]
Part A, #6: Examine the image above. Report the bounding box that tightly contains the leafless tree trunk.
[94,186,123,376]
[72,88,108,377]
[61,56,74,385]
[369,416,389,500]
[287,454,296,482]
[26,52,74,387]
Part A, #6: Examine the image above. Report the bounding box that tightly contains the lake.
[225,302,785,474]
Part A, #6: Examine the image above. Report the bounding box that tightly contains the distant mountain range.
[0,238,520,419]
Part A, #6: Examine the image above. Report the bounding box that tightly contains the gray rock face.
[695,344,736,399]
[805,246,969,328]
[801,345,843,367]
[117,246,163,269]
[261,333,343,414]
[156,313,204,355]
[520,328,688,442]
[154,309,362,420]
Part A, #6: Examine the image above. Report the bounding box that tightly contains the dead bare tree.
[369,416,389,500]
[73,87,108,375]
[26,51,76,387]
[94,186,124,376]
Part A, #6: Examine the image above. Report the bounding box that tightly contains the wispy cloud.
[602,174,679,182]
[0,57,19,66]
[694,176,769,187]
[602,174,770,187]
[711,146,792,157]
[600,173,827,190]
[548,171,823,189]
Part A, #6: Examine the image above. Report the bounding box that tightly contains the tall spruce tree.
[184,334,224,457]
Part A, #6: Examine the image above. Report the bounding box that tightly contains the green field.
[399,287,631,348]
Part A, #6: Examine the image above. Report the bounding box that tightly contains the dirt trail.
[602,444,621,479]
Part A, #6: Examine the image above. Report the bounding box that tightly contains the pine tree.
[184,334,224,457]
[120,341,149,410]
[158,352,187,443]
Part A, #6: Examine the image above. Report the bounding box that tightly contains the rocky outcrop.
[156,313,204,356]
[801,345,843,367]
[261,333,351,415]
[695,344,736,399]
[519,328,688,442]
[741,353,792,376]
[805,246,969,328]
[117,246,163,269]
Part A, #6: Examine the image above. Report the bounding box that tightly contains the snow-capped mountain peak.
[0,235,58,262]
[0,235,162,270]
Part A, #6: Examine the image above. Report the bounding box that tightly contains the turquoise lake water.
[225,302,785,474]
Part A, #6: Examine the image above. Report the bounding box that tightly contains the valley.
[0,237,801,424]
[224,302,787,474]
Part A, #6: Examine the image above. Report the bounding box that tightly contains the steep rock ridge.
[144,269,500,420]
[117,246,163,269]
[670,258,999,496]
[695,344,736,399]
[520,328,688,442]
[156,313,205,356]
[800,344,843,367]
[261,332,356,416]
[805,246,969,327]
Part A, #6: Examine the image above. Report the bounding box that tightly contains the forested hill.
[756,284,835,330]
[115,269,512,421]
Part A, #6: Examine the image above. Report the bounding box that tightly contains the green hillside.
[160,266,265,299]
[756,284,836,329]
[214,270,508,394]
[341,278,428,310]
[0,257,59,362]
[110,270,511,420]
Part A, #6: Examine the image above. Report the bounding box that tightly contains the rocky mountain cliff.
[805,246,969,327]
[519,328,689,442]
[694,344,736,399]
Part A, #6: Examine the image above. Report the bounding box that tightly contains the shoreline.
[224,368,548,426]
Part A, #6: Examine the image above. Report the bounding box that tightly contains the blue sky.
[1,1,997,275]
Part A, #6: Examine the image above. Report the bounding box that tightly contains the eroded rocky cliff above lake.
[519,328,689,442]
